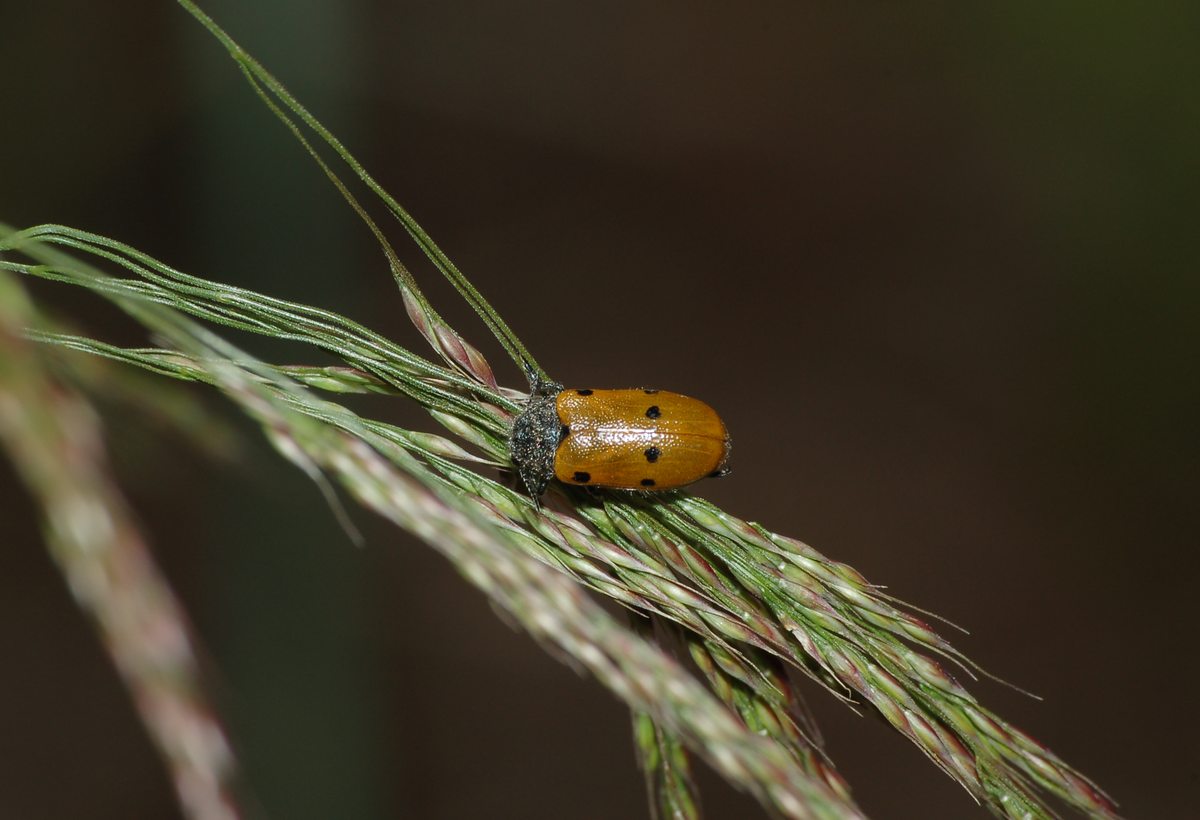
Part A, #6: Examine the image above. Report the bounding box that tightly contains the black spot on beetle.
[572,471,591,483]
[644,389,659,394]
[640,478,656,487]
[576,389,593,396]
[645,405,661,419]
[559,425,571,442]
[644,447,660,463]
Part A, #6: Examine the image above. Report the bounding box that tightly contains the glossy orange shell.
[553,389,730,490]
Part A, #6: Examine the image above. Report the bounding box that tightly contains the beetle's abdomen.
[553,389,730,490]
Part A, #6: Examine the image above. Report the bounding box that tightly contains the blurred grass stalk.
[0,272,240,820]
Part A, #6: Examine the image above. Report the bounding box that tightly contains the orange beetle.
[510,378,731,502]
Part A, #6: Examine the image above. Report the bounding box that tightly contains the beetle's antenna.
[522,362,545,392]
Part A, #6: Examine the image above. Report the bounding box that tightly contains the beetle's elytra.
[509,378,731,502]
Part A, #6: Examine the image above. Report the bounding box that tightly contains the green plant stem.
[175,0,547,385]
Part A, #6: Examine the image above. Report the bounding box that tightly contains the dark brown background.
[2,2,1196,818]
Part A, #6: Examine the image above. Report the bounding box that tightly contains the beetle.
[509,375,731,503]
